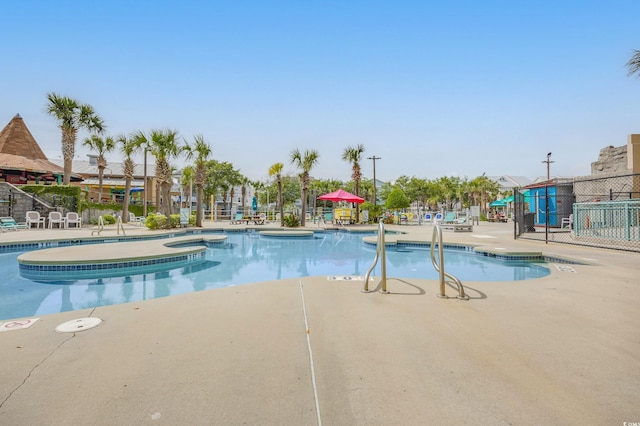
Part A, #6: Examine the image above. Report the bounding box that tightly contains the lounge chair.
[230,212,244,224]
[0,217,28,231]
[48,211,66,229]
[26,211,46,229]
[443,212,457,224]
[434,213,443,224]
[424,213,433,222]
[128,212,145,226]
[65,212,82,229]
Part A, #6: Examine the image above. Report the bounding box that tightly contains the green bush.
[145,214,165,230]
[283,214,300,227]
[360,202,383,224]
[141,212,196,230]
[385,188,410,210]
[101,214,116,224]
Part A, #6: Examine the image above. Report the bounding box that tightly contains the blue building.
[524,179,574,227]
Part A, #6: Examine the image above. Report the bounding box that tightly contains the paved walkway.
[0,221,638,425]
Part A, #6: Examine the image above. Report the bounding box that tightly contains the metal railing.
[574,200,640,242]
[90,215,127,236]
[363,220,388,293]
[431,224,468,300]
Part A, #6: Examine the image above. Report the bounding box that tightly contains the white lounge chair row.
[25,211,82,229]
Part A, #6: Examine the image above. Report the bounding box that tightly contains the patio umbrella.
[489,200,507,207]
[317,189,365,204]
[129,187,144,193]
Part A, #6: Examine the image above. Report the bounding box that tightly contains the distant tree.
[184,135,212,226]
[205,160,236,217]
[626,49,640,77]
[180,166,195,209]
[342,144,365,222]
[46,92,104,185]
[82,134,115,203]
[290,148,319,226]
[386,188,410,210]
[116,134,140,222]
[240,176,250,215]
[148,129,182,221]
[268,163,285,226]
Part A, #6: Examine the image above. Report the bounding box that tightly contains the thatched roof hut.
[0,114,81,183]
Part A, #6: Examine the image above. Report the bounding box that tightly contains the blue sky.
[2,0,639,183]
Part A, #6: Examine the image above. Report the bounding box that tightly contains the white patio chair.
[65,212,82,229]
[26,211,46,229]
[561,214,573,229]
[48,211,65,229]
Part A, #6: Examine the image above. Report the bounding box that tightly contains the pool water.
[0,231,549,320]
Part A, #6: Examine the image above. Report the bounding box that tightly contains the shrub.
[283,214,300,227]
[145,213,168,230]
[102,214,116,225]
[385,188,410,210]
[360,202,383,224]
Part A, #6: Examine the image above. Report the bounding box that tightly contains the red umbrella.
[317,189,365,204]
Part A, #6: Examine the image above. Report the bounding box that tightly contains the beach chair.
[0,217,28,231]
[65,212,82,228]
[26,211,46,229]
[443,212,457,224]
[128,212,145,226]
[48,211,65,229]
[230,212,244,224]
[434,213,443,224]
[561,214,573,229]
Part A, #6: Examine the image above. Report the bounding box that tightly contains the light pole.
[143,146,148,217]
[542,152,554,243]
[367,156,381,206]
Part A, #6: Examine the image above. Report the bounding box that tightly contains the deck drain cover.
[55,317,102,333]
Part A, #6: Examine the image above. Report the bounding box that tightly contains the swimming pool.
[0,231,550,320]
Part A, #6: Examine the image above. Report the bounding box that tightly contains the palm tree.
[268,163,285,226]
[227,168,243,217]
[83,134,116,203]
[342,144,365,222]
[240,176,250,215]
[46,92,105,185]
[626,49,640,77]
[148,129,181,221]
[116,134,140,222]
[290,148,320,227]
[181,166,195,209]
[184,135,212,227]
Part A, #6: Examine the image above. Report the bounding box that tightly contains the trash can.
[523,212,535,232]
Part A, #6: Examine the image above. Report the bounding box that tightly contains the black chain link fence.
[514,173,640,252]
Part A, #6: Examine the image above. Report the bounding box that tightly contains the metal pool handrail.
[91,215,104,236]
[431,224,469,300]
[363,219,388,293]
[90,215,127,236]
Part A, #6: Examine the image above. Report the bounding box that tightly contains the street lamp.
[143,146,148,217]
[367,156,381,206]
[542,152,554,243]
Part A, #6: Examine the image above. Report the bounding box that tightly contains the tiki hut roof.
[0,114,68,176]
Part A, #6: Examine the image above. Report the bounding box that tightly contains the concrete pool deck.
[0,221,638,424]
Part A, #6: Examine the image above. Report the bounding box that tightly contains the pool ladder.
[431,224,468,299]
[363,220,388,293]
[90,215,127,237]
[362,221,468,299]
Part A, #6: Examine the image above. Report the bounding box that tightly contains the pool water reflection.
[0,231,549,320]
